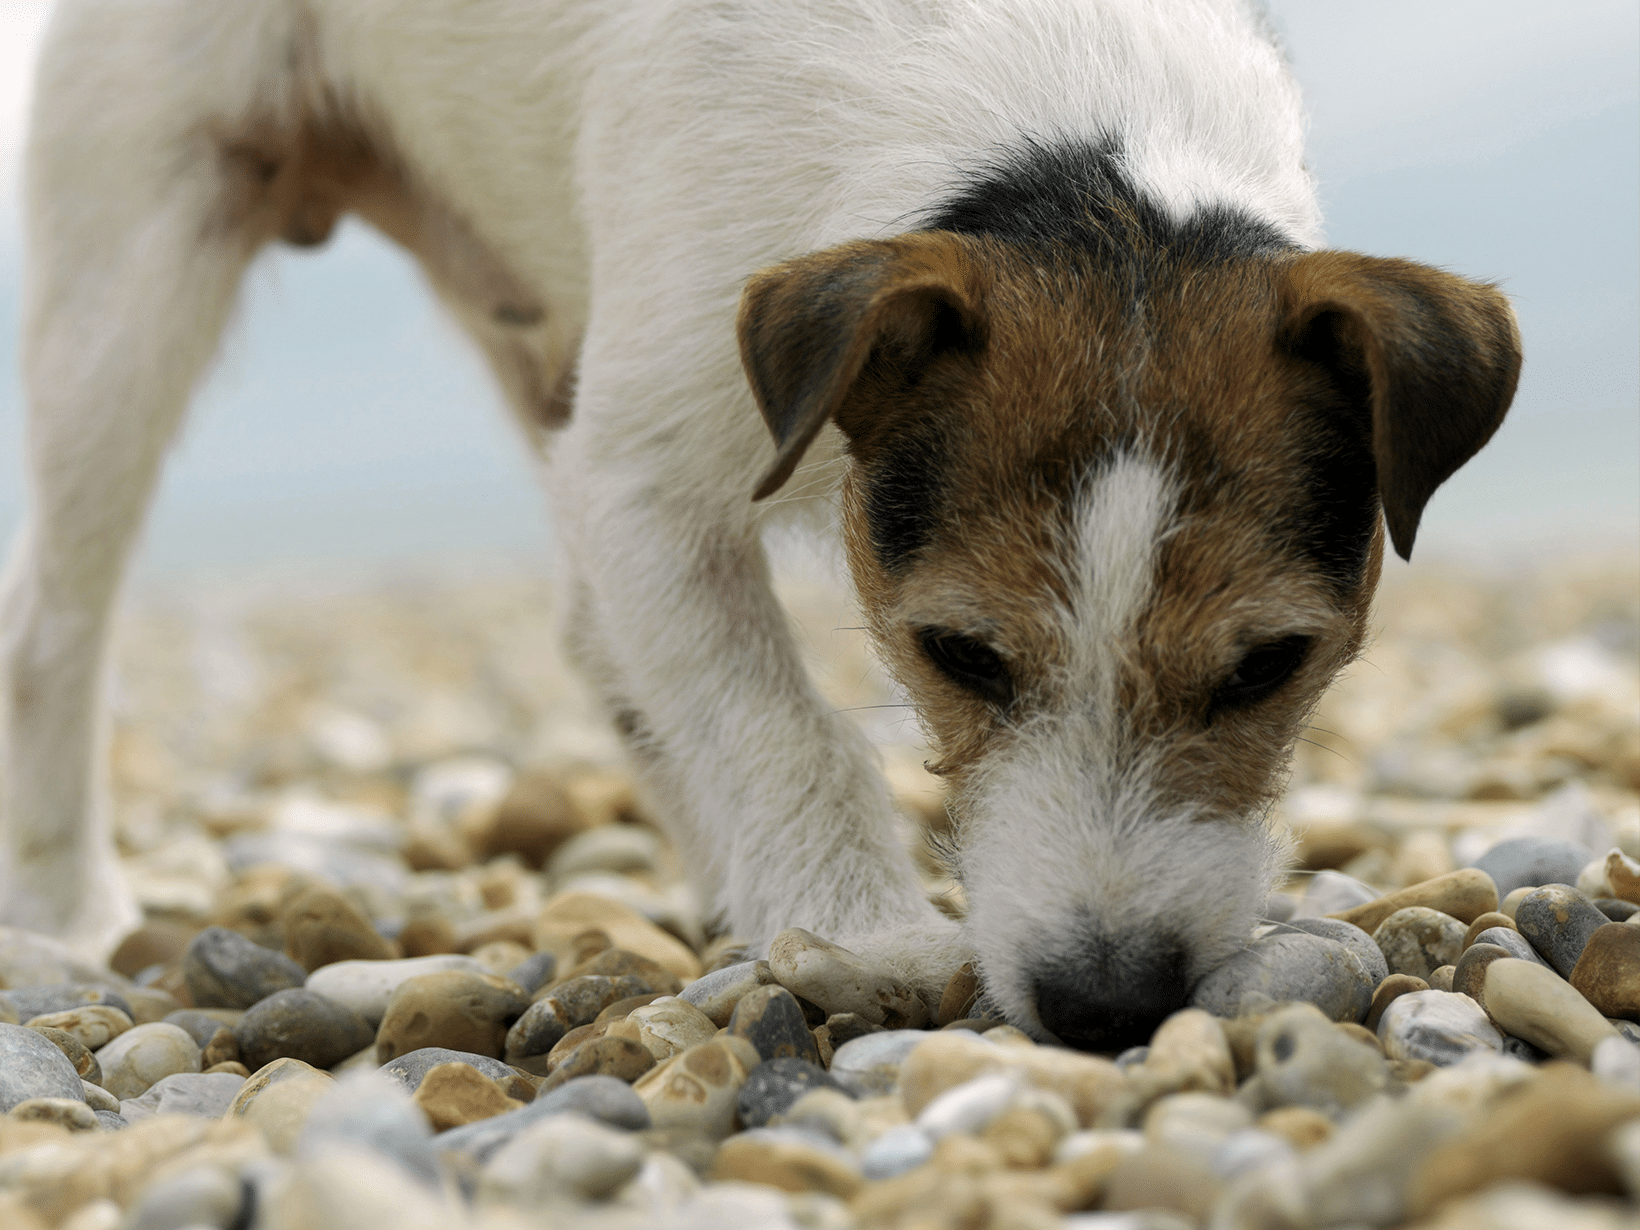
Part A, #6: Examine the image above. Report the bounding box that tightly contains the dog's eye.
[1213,635,1311,711]
[918,628,1010,704]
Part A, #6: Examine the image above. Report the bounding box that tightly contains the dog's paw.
[831,915,972,1018]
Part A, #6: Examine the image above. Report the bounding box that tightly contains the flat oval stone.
[539,1035,655,1091]
[678,960,778,1027]
[1514,885,1610,978]
[183,927,307,1010]
[1372,908,1467,981]
[235,988,375,1071]
[737,1057,849,1129]
[533,973,652,1028]
[378,1047,522,1093]
[375,969,530,1064]
[1282,919,1389,987]
[280,886,397,972]
[1327,869,1498,935]
[118,1070,246,1122]
[22,1005,133,1052]
[766,930,927,1029]
[304,954,489,1027]
[828,1029,929,1097]
[632,1036,760,1137]
[625,996,717,1062]
[1460,912,1517,950]
[1190,933,1376,1023]
[95,1022,203,1100]
[1376,990,1502,1067]
[1469,927,1550,968]
[1451,944,1515,1008]
[7,984,134,1022]
[727,985,821,1065]
[1571,923,1640,1021]
[0,1022,87,1110]
[711,1126,863,1199]
[27,1025,100,1084]
[1472,836,1594,898]
[8,1096,97,1131]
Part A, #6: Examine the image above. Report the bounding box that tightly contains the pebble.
[1327,868,1498,934]
[81,1081,120,1112]
[280,886,397,971]
[1363,974,1429,1033]
[476,769,586,869]
[829,1029,934,1097]
[27,1026,101,1083]
[411,1060,524,1131]
[118,1071,246,1122]
[1571,922,1640,1020]
[476,1110,646,1205]
[776,1086,863,1143]
[678,960,780,1029]
[711,1127,864,1198]
[227,1057,336,1153]
[937,962,981,1026]
[1514,884,1613,977]
[538,1035,654,1090]
[1145,1091,1253,1164]
[504,951,557,995]
[5,985,133,1022]
[377,1047,522,1094]
[160,1009,232,1050]
[121,1163,246,1230]
[736,1058,849,1129]
[915,1070,1023,1139]
[304,954,489,1026]
[437,1074,649,1168]
[1376,990,1503,1066]
[547,823,661,880]
[900,1029,1127,1128]
[1482,957,1621,1065]
[94,1022,203,1100]
[632,1036,760,1137]
[293,1069,447,1188]
[183,927,308,1009]
[532,892,702,983]
[6,1096,98,1131]
[1281,917,1389,986]
[1292,870,1380,918]
[20,1006,132,1052]
[1189,932,1375,1023]
[1246,1003,1389,1117]
[1372,907,1467,980]
[1256,1105,1334,1152]
[1427,964,1456,992]
[623,996,717,1062]
[1467,925,1550,967]
[231,988,375,1072]
[1451,942,1519,1010]
[766,929,928,1029]
[727,984,822,1064]
[502,998,573,1074]
[558,945,685,995]
[860,1124,935,1179]
[1606,848,1640,904]
[1459,911,1517,948]
[1471,835,1595,897]
[1132,1008,1236,1098]
[374,969,530,1063]
[1595,897,1639,922]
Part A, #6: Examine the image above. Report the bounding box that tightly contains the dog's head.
[739,225,1519,1049]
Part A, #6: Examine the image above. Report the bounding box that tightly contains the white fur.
[1,0,1318,1011]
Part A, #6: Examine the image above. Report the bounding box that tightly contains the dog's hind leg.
[0,6,288,954]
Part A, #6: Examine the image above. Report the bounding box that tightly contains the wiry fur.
[2,0,1518,1047]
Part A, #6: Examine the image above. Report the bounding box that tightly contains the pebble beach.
[0,548,1636,1230]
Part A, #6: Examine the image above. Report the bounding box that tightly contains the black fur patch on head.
[866,430,947,572]
[1287,417,1380,590]
[922,136,1294,265]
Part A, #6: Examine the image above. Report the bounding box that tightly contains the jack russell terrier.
[0,0,1518,1049]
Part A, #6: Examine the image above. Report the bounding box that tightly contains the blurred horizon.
[1,0,1636,590]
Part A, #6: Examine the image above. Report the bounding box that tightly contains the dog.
[1,0,1518,1049]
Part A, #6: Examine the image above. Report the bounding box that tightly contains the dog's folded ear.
[1278,251,1521,560]
[740,233,984,500]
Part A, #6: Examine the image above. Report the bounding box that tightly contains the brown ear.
[739,233,983,500]
[1279,251,1521,559]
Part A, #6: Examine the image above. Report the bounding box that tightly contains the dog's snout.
[1033,940,1189,1052]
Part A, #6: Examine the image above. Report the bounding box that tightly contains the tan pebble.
[468,940,532,975]
[849,1167,985,1230]
[1427,964,1456,992]
[7,1098,98,1132]
[1218,1010,1272,1081]
[0,1118,71,1155]
[899,1030,1126,1129]
[930,1133,1006,1175]
[227,1057,335,1154]
[396,913,458,957]
[775,1087,861,1143]
[538,1036,655,1091]
[603,1017,642,1043]
[632,1036,758,1137]
[1015,1046,1127,1129]
[711,1132,863,1198]
[1499,886,1534,920]
[533,892,701,982]
[543,1020,607,1073]
[1483,958,1619,1064]
[473,769,589,868]
[401,829,472,874]
[27,1026,100,1082]
[593,993,665,1024]
[120,988,182,1026]
[981,1106,1061,1169]
[1387,1057,1436,1084]
[937,962,980,1027]
[1334,1021,1381,1052]
[1100,1143,1222,1222]
[205,1061,252,1078]
[556,946,684,995]
[0,1193,50,1230]
[1392,831,1456,888]
[1409,1063,1640,1213]
[1364,974,1430,1033]
[900,1032,1008,1117]
[1607,849,1640,906]
[626,996,717,1061]
[568,927,615,964]
[1038,1139,1128,1210]
[766,929,927,1029]
[1570,922,1640,1021]
[981,1024,1035,1047]
[80,1083,118,1113]
[852,1093,911,1144]
[373,969,529,1064]
[451,909,535,953]
[1373,907,1467,981]
[411,1061,523,1132]
[1257,1105,1333,1151]
[1328,868,1498,933]
[281,887,395,972]
[22,1007,133,1052]
[1134,1008,1235,1097]
[1461,911,1518,950]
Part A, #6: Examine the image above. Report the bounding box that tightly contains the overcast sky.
[0,0,1635,583]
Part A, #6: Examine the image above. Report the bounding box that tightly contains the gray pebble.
[439,1074,650,1164]
[303,954,489,1027]
[122,1163,244,1230]
[1292,870,1379,918]
[183,927,307,1010]
[1594,898,1639,922]
[0,1021,101,1110]
[164,1009,238,1049]
[679,959,778,1027]
[1261,893,1298,924]
[860,1124,934,1180]
[1114,1046,1150,1071]
[1451,943,1515,1008]
[727,985,821,1065]
[8,984,133,1022]
[1372,908,1466,981]
[1281,917,1389,985]
[94,1109,129,1131]
[503,998,571,1069]
[827,1029,928,1097]
[736,1057,850,1129]
[378,1046,521,1093]
[119,1071,247,1122]
[1472,836,1594,898]
[1190,933,1376,1023]
[505,951,557,995]
[96,1022,203,1100]
[1513,884,1609,977]
[297,1069,442,1188]
[234,988,374,1071]
[1470,927,1551,968]
[1244,1003,1388,1119]
[1377,990,1503,1067]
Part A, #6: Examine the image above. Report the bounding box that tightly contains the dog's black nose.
[1033,943,1190,1052]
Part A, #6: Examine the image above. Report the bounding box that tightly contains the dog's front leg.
[555,488,965,998]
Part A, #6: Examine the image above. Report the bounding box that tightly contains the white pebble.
[859,1125,933,1180]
